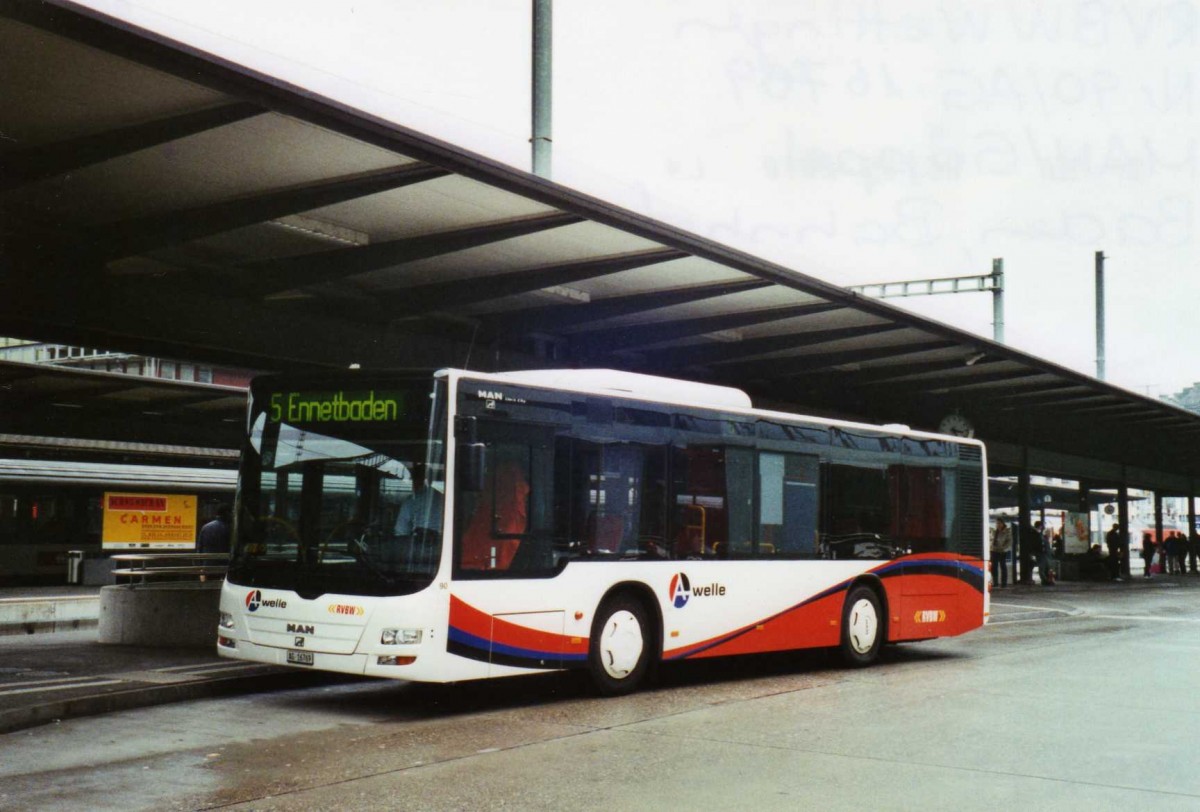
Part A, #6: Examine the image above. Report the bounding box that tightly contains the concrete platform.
[0,628,350,735]
[0,588,101,636]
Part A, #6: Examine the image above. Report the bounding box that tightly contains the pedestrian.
[1106,522,1124,582]
[1043,528,1057,585]
[1033,521,1054,586]
[1141,531,1155,578]
[1021,521,1044,585]
[1174,532,1188,575]
[197,505,232,554]
[990,517,1012,588]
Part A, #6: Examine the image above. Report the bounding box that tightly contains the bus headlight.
[381,628,422,645]
[219,611,235,629]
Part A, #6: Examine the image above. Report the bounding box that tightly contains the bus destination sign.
[268,390,404,424]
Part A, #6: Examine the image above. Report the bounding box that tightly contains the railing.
[110,552,230,585]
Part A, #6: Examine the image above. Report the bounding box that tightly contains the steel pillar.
[531,0,553,178]
[1095,250,1106,381]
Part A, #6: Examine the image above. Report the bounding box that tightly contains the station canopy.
[0,358,244,452]
[3,1,1199,490]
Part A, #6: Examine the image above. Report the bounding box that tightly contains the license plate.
[286,649,314,666]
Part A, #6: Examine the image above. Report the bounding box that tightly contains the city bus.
[218,367,988,694]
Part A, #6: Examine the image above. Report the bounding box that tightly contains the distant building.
[1165,383,1200,414]
[0,340,253,388]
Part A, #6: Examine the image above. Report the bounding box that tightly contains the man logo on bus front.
[669,573,691,608]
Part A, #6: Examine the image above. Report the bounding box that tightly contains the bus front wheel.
[588,594,652,696]
[839,584,883,667]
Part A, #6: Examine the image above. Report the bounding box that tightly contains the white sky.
[81,0,1199,396]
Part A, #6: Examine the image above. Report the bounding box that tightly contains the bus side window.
[822,464,902,560]
[890,464,948,554]
[759,452,819,558]
[553,438,668,562]
[670,446,751,559]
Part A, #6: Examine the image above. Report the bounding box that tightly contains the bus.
[218,368,988,694]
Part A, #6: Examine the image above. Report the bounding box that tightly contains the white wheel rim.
[599,609,644,679]
[847,598,878,655]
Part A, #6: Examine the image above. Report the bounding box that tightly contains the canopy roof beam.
[234,211,584,297]
[89,162,450,261]
[855,366,1038,393]
[0,102,263,191]
[380,247,689,318]
[480,278,775,335]
[574,301,845,356]
[731,340,960,379]
[644,323,906,369]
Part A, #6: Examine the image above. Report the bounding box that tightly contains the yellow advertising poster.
[102,492,198,549]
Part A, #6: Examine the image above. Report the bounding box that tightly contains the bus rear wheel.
[588,594,653,696]
[839,584,883,667]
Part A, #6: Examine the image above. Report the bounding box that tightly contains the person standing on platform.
[1141,531,1156,578]
[1174,532,1188,575]
[990,517,1012,588]
[1020,521,1040,585]
[1033,521,1054,585]
[1106,522,1125,582]
[197,505,232,554]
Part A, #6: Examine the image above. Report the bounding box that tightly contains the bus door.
[891,444,965,639]
[893,452,958,598]
[456,419,555,574]
[454,419,563,671]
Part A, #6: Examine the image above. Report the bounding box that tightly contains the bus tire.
[839,584,883,667]
[588,593,653,696]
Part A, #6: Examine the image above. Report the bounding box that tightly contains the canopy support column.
[1190,483,1198,574]
[1017,457,1032,584]
[1118,479,1130,579]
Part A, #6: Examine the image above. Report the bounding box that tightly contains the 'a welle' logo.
[245,589,287,612]
[668,573,726,609]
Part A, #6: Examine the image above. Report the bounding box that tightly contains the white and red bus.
[218,368,988,694]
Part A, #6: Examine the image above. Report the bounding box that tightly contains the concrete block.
[98,583,222,648]
[0,596,100,636]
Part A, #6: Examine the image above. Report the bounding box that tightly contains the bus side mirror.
[460,443,487,492]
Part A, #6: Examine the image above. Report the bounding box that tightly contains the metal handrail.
[110,552,230,585]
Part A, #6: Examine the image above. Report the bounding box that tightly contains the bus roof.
[447,368,983,449]
[474,368,752,410]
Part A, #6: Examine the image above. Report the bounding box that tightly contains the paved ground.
[0,574,1192,734]
[4,573,1200,811]
[0,588,348,734]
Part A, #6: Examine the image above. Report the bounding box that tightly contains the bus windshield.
[227,376,447,598]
